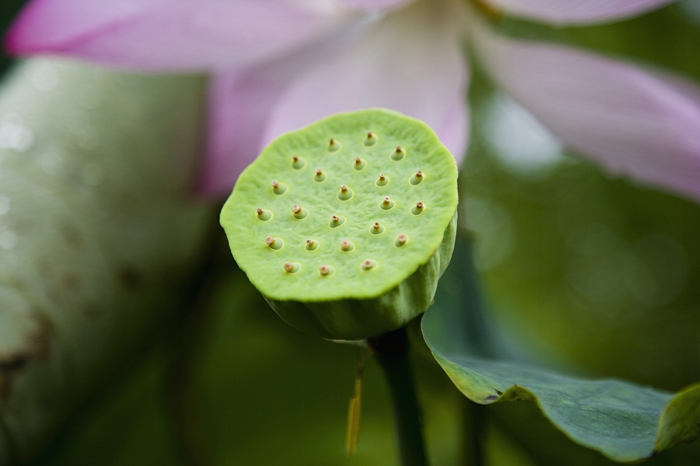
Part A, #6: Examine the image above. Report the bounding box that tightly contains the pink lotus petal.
[196,20,371,197]
[262,0,470,164]
[337,0,415,11]
[5,0,354,71]
[481,0,676,25]
[471,22,700,201]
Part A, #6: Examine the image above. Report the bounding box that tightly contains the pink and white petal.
[262,0,470,164]
[481,0,676,25]
[471,23,700,201]
[195,19,373,197]
[336,0,416,12]
[5,0,355,71]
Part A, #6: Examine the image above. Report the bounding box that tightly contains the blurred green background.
[2,1,700,465]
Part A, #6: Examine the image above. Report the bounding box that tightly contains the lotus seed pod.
[221,109,458,340]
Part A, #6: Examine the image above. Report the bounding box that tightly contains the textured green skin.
[0,59,212,462]
[221,109,458,339]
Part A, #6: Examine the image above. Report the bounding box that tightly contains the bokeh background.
[2,1,700,465]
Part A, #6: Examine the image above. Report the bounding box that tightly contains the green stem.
[369,327,429,466]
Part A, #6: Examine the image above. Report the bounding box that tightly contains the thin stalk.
[369,327,428,466]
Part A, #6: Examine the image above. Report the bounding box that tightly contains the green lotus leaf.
[422,273,700,463]
[221,109,458,340]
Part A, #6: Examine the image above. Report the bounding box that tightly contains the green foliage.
[423,281,700,463]
[221,109,458,340]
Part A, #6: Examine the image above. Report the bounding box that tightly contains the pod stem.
[368,327,429,466]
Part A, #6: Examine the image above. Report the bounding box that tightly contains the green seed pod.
[221,109,458,340]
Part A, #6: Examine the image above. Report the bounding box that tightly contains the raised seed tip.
[396,234,408,247]
[340,240,353,251]
[395,146,403,153]
[265,236,275,246]
[328,138,340,151]
[373,222,380,230]
[362,259,376,271]
[416,170,423,178]
[315,168,322,175]
[354,157,362,165]
[383,197,391,205]
[292,156,299,162]
[379,174,386,180]
[341,185,348,193]
[271,180,279,188]
[391,146,405,161]
[367,132,373,138]
[305,239,318,250]
[283,262,297,273]
[256,208,264,216]
[292,204,302,215]
[332,215,340,223]
[416,202,424,209]
[319,265,332,276]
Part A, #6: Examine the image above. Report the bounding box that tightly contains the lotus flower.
[5,0,700,201]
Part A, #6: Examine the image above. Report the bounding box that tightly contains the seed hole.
[395,234,408,247]
[265,236,283,250]
[340,240,354,252]
[283,262,300,273]
[271,180,287,195]
[411,202,425,215]
[380,197,394,210]
[363,132,377,147]
[328,138,341,152]
[291,156,306,170]
[353,157,366,171]
[410,170,423,185]
[330,215,346,228]
[370,222,385,235]
[361,259,376,271]
[375,173,389,187]
[338,184,353,201]
[319,265,334,276]
[314,168,327,182]
[305,239,319,251]
[292,204,308,219]
[256,208,272,221]
[391,146,405,161]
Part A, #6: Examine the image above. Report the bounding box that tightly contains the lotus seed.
[271,180,287,194]
[376,173,389,187]
[364,132,377,147]
[292,204,308,219]
[391,146,405,161]
[410,170,424,185]
[265,236,283,250]
[256,208,272,221]
[370,222,385,234]
[314,168,327,182]
[291,156,306,169]
[284,262,300,273]
[330,215,345,228]
[338,184,353,201]
[411,202,425,215]
[305,239,318,250]
[361,259,376,271]
[328,138,340,152]
[340,240,354,251]
[395,234,408,247]
[380,197,394,210]
[319,265,334,276]
[353,157,366,171]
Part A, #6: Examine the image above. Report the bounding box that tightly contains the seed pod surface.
[221,109,458,340]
